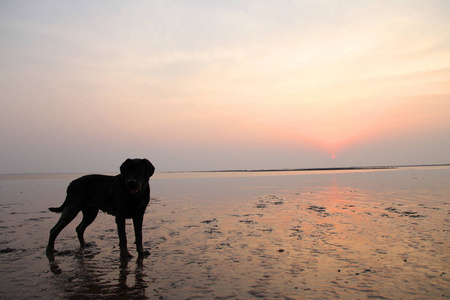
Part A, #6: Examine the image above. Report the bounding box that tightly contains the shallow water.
[0,167,449,299]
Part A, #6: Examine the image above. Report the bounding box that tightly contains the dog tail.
[49,203,65,213]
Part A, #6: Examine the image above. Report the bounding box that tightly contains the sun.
[331,155,336,159]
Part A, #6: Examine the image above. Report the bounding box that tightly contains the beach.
[0,166,449,299]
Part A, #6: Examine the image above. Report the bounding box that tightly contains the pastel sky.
[1,1,449,173]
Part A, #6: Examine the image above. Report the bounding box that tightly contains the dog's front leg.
[133,214,150,257]
[116,216,132,259]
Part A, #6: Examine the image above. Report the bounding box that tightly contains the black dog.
[46,158,155,259]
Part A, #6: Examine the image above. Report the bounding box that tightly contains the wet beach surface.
[0,167,449,299]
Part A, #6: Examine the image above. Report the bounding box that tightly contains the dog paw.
[83,242,96,248]
[120,252,133,259]
[138,250,150,258]
[46,248,56,257]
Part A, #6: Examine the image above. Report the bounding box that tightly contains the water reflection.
[48,249,148,299]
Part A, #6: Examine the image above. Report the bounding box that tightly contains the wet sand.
[0,167,449,299]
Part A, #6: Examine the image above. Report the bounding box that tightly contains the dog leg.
[76,207,99,247]
[47,205,80,254]
[133,214,150,257]
[116,216,132,259]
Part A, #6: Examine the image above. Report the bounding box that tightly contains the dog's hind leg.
[46,203,81,254]
[76,207,99,247]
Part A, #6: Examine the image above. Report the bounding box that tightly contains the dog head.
[120,158,155,195]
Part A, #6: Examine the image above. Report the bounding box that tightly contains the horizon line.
[1,163,449,176]
[166,163,450,174]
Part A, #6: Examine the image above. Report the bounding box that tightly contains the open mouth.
[129,188,139,194]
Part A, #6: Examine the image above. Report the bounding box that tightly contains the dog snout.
[127,178,138,188]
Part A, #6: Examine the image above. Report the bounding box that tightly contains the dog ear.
[120,159,132,175]
[143,159,155,178]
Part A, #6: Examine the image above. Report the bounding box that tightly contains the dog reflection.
[48,250,147,298]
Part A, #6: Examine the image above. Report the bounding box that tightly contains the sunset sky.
[1,1,449,173]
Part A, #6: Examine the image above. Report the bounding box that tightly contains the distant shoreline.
[1,164,449,176]
[178,163,450,174]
